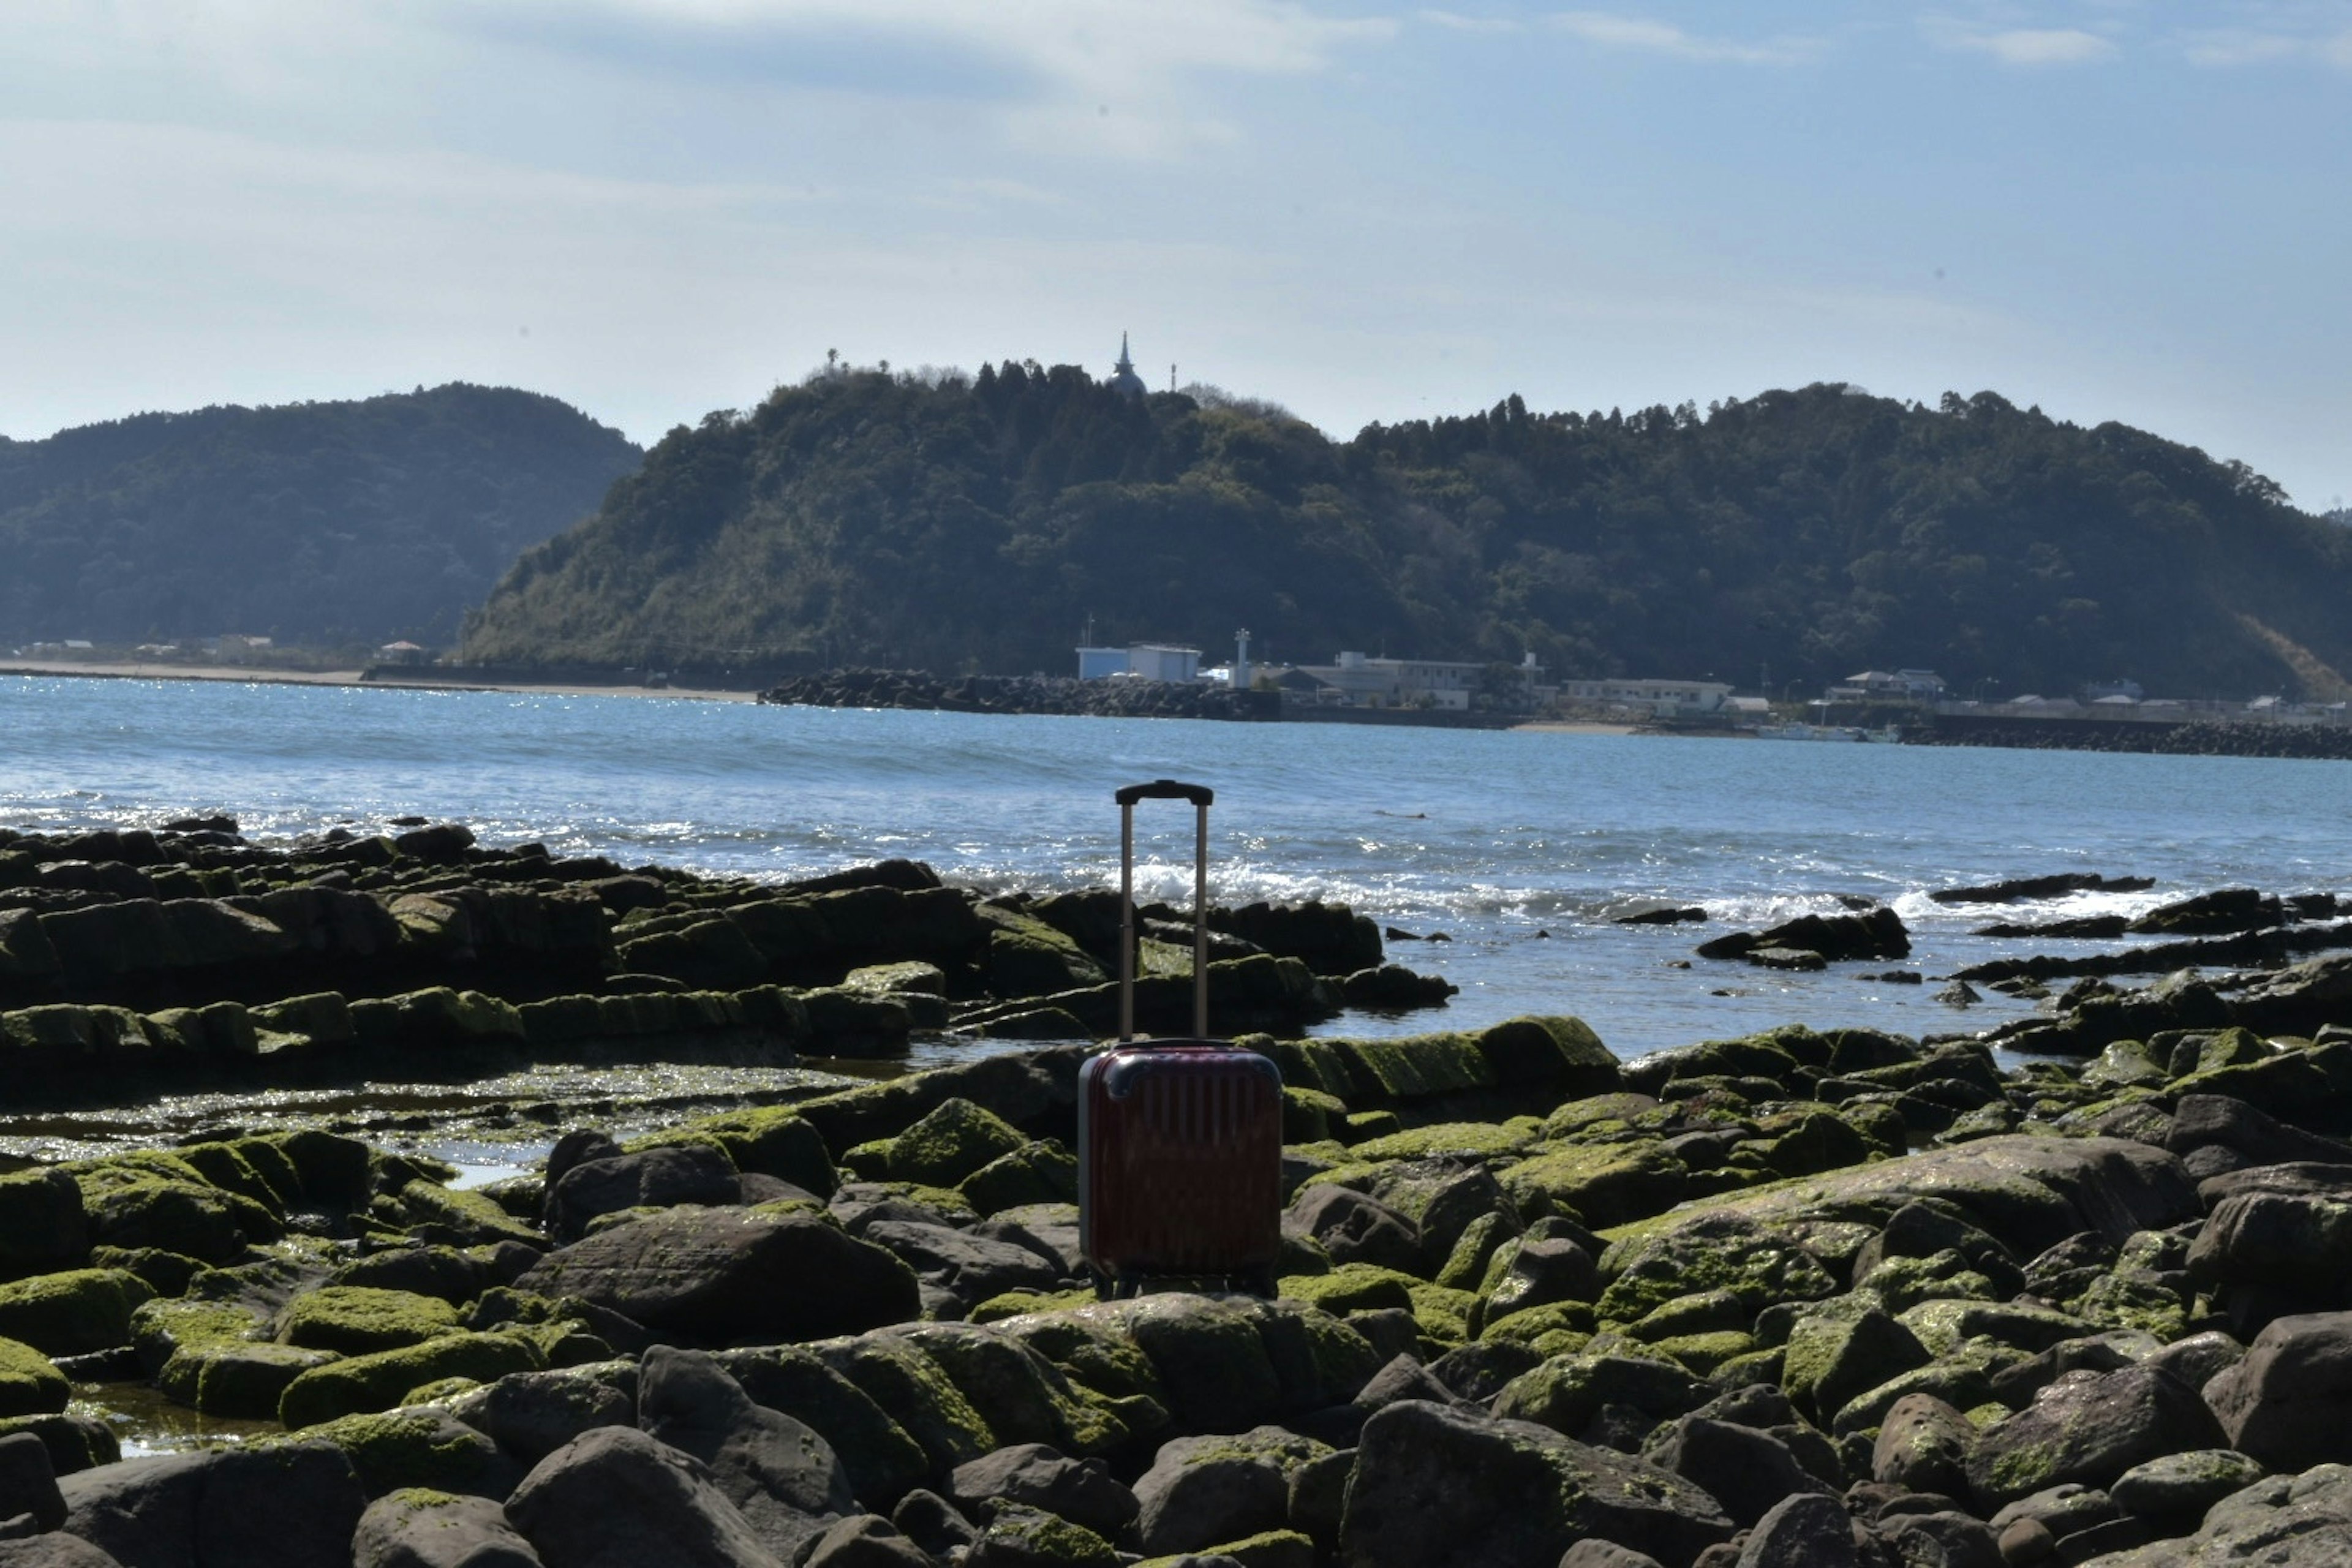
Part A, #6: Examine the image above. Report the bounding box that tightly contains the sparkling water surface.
[6,673,2350,1068]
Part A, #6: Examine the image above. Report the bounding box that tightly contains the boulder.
[714,1347,930,1510]
[2108,1450,2267,1529]
[856,1223,1059,1311]
[1734,1491,1856,1568]
[800,1515,933,1568]
[545,1147,741,1243]
[276,1408,521,1500]
[0,1171,88,1281]
[962,1501,1119,1567]
[0,1431,63,1534]
[350,1487,543,1568]
[1283,1188,1422,1275]
[279,1332,545,1430]
[0,1271,153,1358]
[1492,1353,1711,1446]
[505,1427,785,1568]
[1871,1393,1974,1498]
[888,1100,1028,1189]
[1966,1364,2226,1510]
[516,1208,919,1345]
[1871,1510,2000,1568]
[0,1341,67,1419]
[638,1346,854,1566]
[949,1444,1137,1544]
[1781,1311,1929,1430]
[1643,1416,1834,1529]
[453,1368,635,1467]
[2084,1461,2352,1566]
[2203,1312,2352,1472]
[1338,1400,1732,1568]
[1132,1429,1325,1556]
[59,1442,367,1568]
[0,1535,127,1566]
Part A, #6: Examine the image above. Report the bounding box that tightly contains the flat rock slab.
[1600,1136,2198,1260]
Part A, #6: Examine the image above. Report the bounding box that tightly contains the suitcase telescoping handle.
[1116,779,1215,1042]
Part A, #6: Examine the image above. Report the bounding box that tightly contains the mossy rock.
[271,1408,519,1499]
[1645,1330,1758,1376]
[1499,1140,1688,1229]
[971,1288,1098,1324]
[1347,1121,1537,1163]
[1478,1302,1595,1352]
[1541,1092,1667,1140]
[1405,1281,1480,1345]
[995,1312,1170,1409]
[1281,1087,1348,1144]
[1142,1529,1316,1568]
[1435,1211,1517,1292]
[662,1107,837,1197]
[0,1336,69,1417]
[1780,1308,1930,1428]
[0,1267,156,1357]
[889,1322,1128,1457]
[960,1141,1079,1215]
[1341,1110,1403,1142]
[266,1130,374,1211]
[1595,1213,1841,1327]
[1333,1032,1496,1102]
[1858,1250,1998,1314]
[279,1331,546,1430]
[1489,1349,1708,1438]
[1895,1298,2091,1359]
[383,1181,545,1249]
[80,1179,262,1264]
[399,1376,484,1407]
[167,1341,341,1419]
[889,1098,1033,1188]
[88,1245,203,1298]
[981,907,1108,998]
[133,1297,262,1375]
[827,1334,997,1474]
[0,1169,89,1280]
[164,1142,287,1215]
[1279,1264,1417,1317]
[974,1502,1120,1567]
[278,1287,463,1355]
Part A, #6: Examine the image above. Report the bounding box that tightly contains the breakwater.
[758,668,1279,720]
[1913,712,2352,760]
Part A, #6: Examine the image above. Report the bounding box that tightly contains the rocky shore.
[0,821,1453,1101]
[756,671,1277,722]
[6,840,2352,1564]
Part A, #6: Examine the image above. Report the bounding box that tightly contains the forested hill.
[0,385,641,650]
[460,364,2352,698]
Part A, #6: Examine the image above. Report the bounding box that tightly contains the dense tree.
[461,366,2352,698]
[0,385,639,649]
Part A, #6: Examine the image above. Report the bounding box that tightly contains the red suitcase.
[1078,780,1285,1299]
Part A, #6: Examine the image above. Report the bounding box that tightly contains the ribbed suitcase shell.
[1078,1039,1284,1287]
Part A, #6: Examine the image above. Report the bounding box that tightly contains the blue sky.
[2,1,2346,508]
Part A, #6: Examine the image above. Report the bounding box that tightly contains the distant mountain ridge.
[0,383,641,649]
[459,363,2352,699]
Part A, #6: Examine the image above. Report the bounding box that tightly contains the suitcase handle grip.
[1117,781,1213,1040]
[1115,779,1214,807]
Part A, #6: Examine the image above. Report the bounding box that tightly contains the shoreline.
[0,658,757,703]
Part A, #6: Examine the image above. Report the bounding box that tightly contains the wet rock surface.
[8,849,2352,1562]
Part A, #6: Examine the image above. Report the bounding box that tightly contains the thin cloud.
[2179,29,2304,66]
[1933,25,2117,66]
[1418,9,1522,33]
[1551,10,1820,65]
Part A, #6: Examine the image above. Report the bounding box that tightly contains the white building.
[1284,651,1489,709]
[1556,677,1734,717]
[1074,643,1202,682]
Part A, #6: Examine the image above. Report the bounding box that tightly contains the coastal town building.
[1556,677,1734,717]
[1826,669,1948,701]
[1280,651,1487,709]
[1074,643,1200,682]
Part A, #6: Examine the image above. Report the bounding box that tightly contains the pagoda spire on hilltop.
[1109,332,1147,400]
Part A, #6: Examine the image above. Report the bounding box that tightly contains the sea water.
[5,673,2351,1065]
